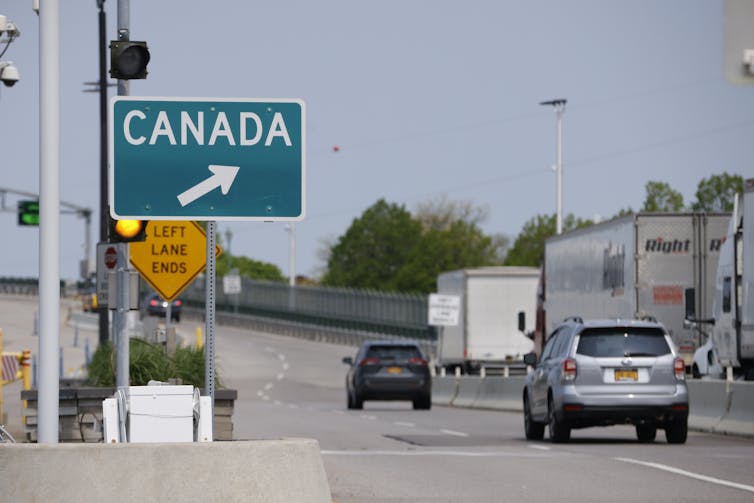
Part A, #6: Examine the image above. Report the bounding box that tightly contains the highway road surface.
[2,294,754,502]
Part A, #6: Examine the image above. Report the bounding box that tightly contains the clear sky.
[0,1,752,282]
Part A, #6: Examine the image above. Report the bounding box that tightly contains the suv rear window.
[365,345,422,361]
[576,328,670,358]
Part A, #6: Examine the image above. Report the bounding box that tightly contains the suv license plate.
[615,369,638,381]
[387,367,402,374]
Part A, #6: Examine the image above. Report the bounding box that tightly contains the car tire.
[413,394,431,410]
[351,392,363,410]
[665,418,688,444]
[636,424,657,443]
[547,396,570,443]
[524,395,545,440]
[173,315,181,323]
[692,364,701,379]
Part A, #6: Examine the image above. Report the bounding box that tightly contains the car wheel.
[636,424,657,443]
[665,418,688,444]
[351,392,363,410]
[173,314,180,323]
[346,390,355,410]
[547,396,570,443]
[692,364,701,379]
[524,395,545,440]
[413,394,431,410]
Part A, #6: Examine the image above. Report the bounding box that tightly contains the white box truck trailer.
[541,213,729,367]
[436,267,539,374]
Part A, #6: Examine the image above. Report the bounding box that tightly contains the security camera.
[0,62,20,87]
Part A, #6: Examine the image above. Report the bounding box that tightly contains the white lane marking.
[615,457,754,494]
[282,363,290,371]
[273,400,282,406]
[287,404,298,409]
[360,414,377,421]
[331,409,345,415]
[528,444,551,451]
[262,395,270,401]
[276,373,285,380]
[278,354,286,361]
[264,347,275,353]
[256,391,264,397]
[321,450,555,457]
[394,421,415,428]
[264,383,274,391]
[441,429,469,437]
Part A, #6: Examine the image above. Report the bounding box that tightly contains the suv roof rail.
[563,315,583,324]
[635,314,658,323]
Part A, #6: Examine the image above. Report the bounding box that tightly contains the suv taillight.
[408,357,428,366]
[360,357,380,367]
[563,358,577,382]
[674,358,686,381]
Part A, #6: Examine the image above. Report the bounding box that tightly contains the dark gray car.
[343,341,432,410]
[523,317,689,443]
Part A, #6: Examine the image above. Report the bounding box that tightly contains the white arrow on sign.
[177,164,240,207]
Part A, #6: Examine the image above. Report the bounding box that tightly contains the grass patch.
[87,338,220,388]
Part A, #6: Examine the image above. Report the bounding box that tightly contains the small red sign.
[104,246,118,269]
[653,285,683,305]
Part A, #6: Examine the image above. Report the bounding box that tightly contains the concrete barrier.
[431,375,457,406]
[451,376,482,407]
[473,376,525,412]
[687,380,729,432]
[0,439,332,502]
[717,381,754,437]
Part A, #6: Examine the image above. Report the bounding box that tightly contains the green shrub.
[87,338,220,388]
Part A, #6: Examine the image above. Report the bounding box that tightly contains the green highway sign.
[17,200,40,226]
[109,97,305,221]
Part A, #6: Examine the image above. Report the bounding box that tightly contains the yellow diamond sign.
[129,221,221,301]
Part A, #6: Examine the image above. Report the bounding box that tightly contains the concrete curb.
[0,439,332,503]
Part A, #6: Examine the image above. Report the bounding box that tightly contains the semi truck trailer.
[540,212,729,367]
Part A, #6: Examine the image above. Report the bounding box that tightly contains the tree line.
[220,172,743,294]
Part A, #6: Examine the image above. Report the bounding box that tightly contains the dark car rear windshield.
[576,328,670,357]
[365,345,423,361]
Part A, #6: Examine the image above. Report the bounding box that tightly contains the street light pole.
[540,99,567,235]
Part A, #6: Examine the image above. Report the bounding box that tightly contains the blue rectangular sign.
[109,97,305,221]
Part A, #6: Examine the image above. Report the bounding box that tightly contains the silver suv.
[522,317,689,444]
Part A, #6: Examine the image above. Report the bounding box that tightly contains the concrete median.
[431,375,458,406]
[717,381,754,437]
[0,439,332,503]
[687,380,728,432]
[473,376,525,412]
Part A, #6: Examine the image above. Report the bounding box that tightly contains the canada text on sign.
[129,221,221,301]
[109,97,305,221]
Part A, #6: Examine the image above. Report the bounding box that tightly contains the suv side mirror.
[518,311,526,333]
[342,356,354,366]
[523,352,538,367]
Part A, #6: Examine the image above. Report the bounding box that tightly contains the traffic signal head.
[110,40,150,79]
[17,200,40,226]
[109,218,148,242]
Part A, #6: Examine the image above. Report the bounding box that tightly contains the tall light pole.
[540,99,567,234]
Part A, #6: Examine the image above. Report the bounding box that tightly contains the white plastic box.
[127,385,194,442]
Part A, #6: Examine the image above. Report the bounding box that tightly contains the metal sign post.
[205,222,217,415]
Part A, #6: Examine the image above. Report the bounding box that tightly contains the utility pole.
[38,0,61,444]
[97,0,110,346]
[115,0,130,389]
[540,99,567,235]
